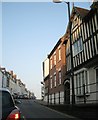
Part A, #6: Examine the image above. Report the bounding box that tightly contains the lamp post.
[53,0,75,104]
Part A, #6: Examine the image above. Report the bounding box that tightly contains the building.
[42,2,98,105]
[0,67,9,89]
[48,37,66,104]
[0,66,33,98]
[0,68,2,88]
[42,58,49,102]
[64,3,98,104]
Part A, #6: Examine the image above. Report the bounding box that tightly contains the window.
[85,71,90,94]
[76,75,78,94]
[58,48,61,61]
[73,37,83,56]
[96,69,98,83]
[50,76,52,89]
[79,38,83,51]
[75,70,89,95]
[78,73,82,94]
[58,71,61,85]
[54,53,56,65]
[50,58,52,69]
[54,73,56,87]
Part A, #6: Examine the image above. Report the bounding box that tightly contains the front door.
[64,82,70,104]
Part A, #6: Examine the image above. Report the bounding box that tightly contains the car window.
[0,91,14,108]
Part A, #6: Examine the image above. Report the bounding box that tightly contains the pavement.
[34,99,48,106]
[35,99,97,120]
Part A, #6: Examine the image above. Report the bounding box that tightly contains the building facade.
[0,66,33,98]
[65,4,98,104]
[43,58,49,102]
[42,2,98,105]
[48,37,66,104]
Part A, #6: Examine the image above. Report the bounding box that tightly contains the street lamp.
[53,0,75,104]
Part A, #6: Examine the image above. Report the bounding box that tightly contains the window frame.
[75,69,90,96]
[73,37,83,56]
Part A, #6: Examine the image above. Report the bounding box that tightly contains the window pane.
[80,38,83,51]
[76,75,78,94]
[85,71,88,93]
[96,69,98,82]
[73,37,83,56]
[59,71,61,84]
[79,73,81,94]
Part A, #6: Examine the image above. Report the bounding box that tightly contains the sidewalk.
[34,99,48,106]
[35,100,97,120]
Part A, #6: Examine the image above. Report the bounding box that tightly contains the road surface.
[17,99,80,119]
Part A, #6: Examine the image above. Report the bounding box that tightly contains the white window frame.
[96,69,98,83]
[73,37,83,56]
[50,76,52,89]
[58,70,61,85]
[58,45,61,61]
[75,68,90,95]
[54,52,56,66]
[50,57,52,69]
[54,72,56,87]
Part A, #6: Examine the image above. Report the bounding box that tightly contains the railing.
[48,82,98,105]
[69,82,98,104]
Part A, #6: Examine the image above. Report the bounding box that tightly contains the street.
[17,99,78,119]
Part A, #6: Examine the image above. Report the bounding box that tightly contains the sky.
[1,1,91,98]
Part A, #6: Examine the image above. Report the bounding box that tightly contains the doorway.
[64,81,70,104]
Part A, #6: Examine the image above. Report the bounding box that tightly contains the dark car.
[0,88,24,120]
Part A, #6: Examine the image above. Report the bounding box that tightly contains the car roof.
[0,88,11,93]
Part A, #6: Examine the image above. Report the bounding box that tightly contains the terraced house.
[0,66,34,98]
[43,36,67,104]
[64,2,98,104]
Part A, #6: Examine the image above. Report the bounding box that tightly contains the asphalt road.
[17,99,79,119]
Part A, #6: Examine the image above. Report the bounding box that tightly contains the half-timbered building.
[64,3,98,104]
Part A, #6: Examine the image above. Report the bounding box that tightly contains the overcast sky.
[1,1,91,98]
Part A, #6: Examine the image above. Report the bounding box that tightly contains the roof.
[48,38,61,58]
[91,0,98,9]
[63,6,90,42]
[74,7,89,18]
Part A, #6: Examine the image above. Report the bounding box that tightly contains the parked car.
[18,94,28,99]
[0,88,24,120]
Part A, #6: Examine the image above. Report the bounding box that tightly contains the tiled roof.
[74,7,89,18]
